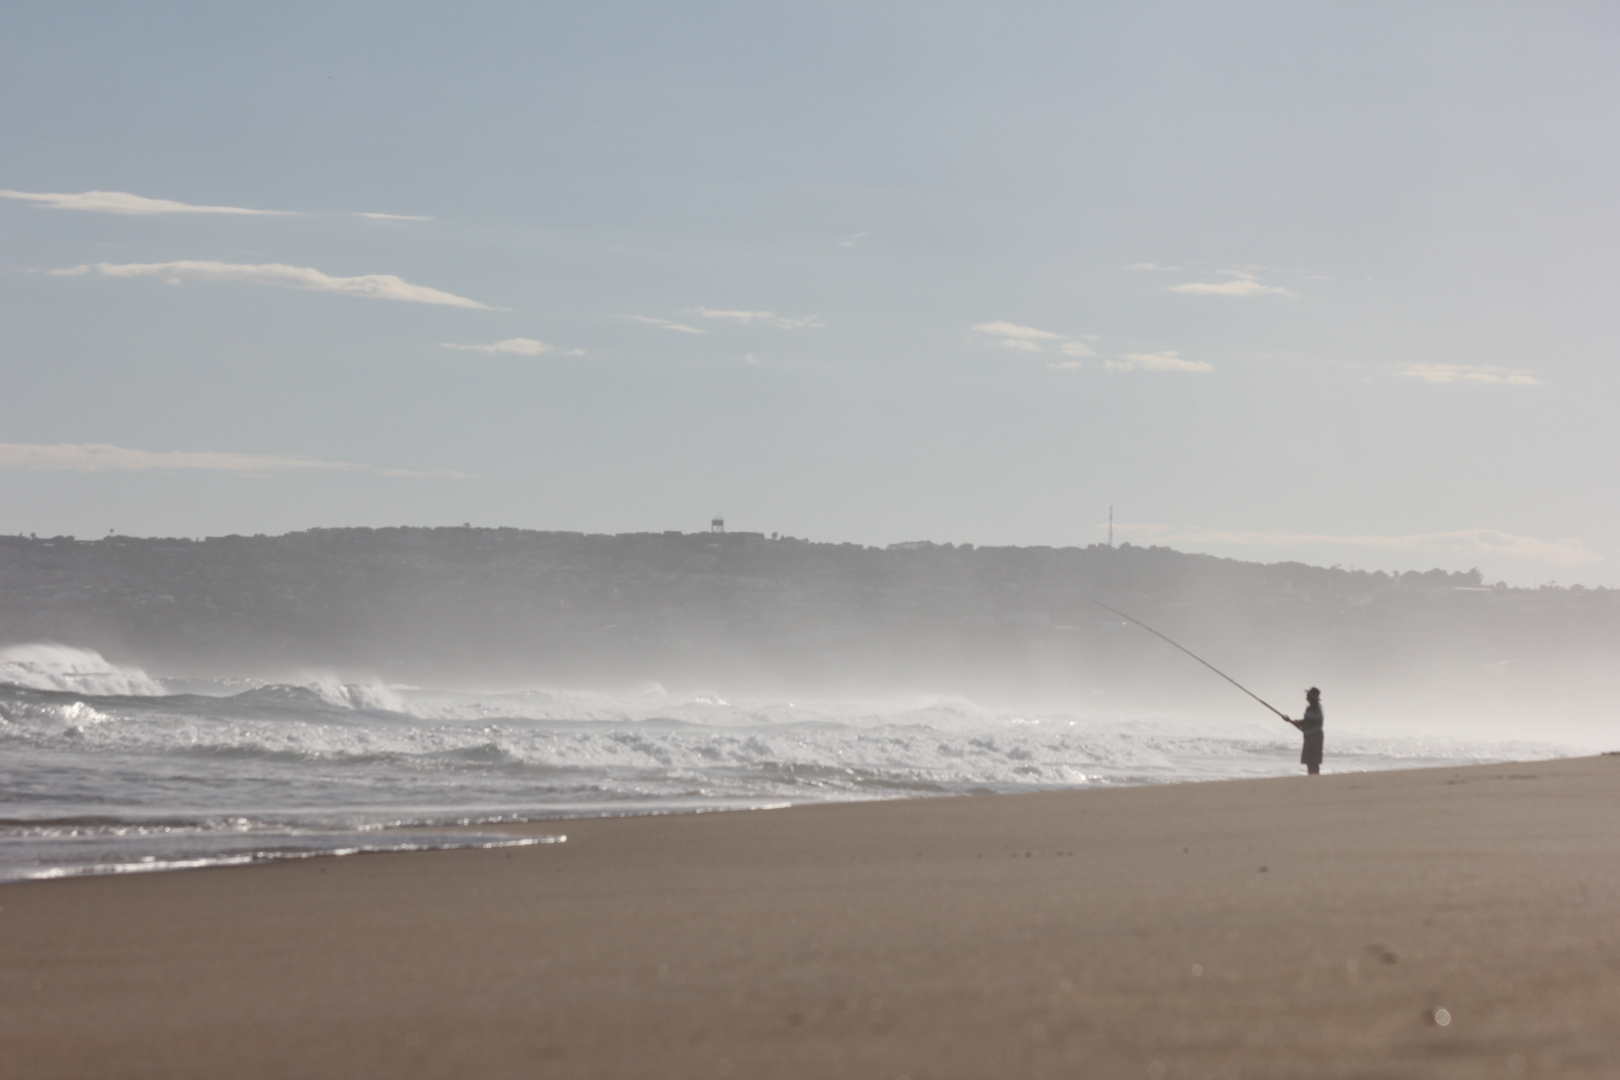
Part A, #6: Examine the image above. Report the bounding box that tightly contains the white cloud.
[1110,523,1598,568]
[972,321,1062,341]
[972,322,1107,362]
[1168,270,1298,298]
[1399,364,1541,386]
[629,315,706,334]
[0,442,470,479]
[971,321,1074,353]
[1104,350,1213,373]
[0,189,291,216]
[0,442,473,479]
[840,231,872,247]
[694,308,823,330]
[442,338,553,355]
[354,212,434,222]
[1128,262,1180,272]
[0,443,357,474]
[49,260,490,309]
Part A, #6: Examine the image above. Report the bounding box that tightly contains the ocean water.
[0,643,1574,883]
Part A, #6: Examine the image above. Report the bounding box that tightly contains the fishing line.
[1088,599,1293,725]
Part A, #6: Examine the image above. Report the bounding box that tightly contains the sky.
[2,2,1618,587]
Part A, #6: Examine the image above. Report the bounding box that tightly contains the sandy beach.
[3,756,1618,1079]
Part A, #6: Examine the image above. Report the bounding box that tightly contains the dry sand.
[3,756,1619,1079]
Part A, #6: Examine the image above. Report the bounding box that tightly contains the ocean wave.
[0,665,1581,882]
[0,643,167,696]
[0,679,1568,780]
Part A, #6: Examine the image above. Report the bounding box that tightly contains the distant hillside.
[1,528,1614,720]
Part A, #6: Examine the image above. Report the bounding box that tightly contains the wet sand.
[3,756,1619,1079]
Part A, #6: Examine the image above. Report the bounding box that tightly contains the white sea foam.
[303,673,410,713]
[0,643,166,696]
[0,662,1581,882]
[3,831,563,883]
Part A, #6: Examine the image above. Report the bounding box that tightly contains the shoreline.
[4,756,1618,1078]
[5,742,1583,885]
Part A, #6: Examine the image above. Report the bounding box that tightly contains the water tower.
[710,517,725,533]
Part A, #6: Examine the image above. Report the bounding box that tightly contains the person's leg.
[1307,763,1320,775]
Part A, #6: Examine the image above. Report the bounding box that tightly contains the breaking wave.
[0,643,167,696]
[0,645,1579,882]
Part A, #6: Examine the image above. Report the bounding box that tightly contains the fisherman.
[1289,688,1324,775]
[1085,600,1327,771]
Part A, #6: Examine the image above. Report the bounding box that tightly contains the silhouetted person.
[1288,687,1324,775]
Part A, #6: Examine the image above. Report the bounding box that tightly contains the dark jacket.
[1297,703,1324,765]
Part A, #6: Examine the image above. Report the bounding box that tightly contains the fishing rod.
[1088,599,1294,726]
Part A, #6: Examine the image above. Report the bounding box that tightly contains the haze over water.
[0,639,1583,882]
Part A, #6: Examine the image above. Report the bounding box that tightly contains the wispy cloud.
[48,261,490,309]
[1110,523,1598,567]
[441,338,565,356]
[1128,262,1180,272]
[354,212,433,222]
[0,442,473,479]
[694,308,823,330]
[973,321,1062,342]
[1103,350,1213,373]
[1,189,292,216]
[840,231,872,247]
[972,322,1107,366]
[971,321,1067,353]
[629,315,706,334]
[1168,269,1298,299]
[975,323,1203,373]
[1399,364,1540,386]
